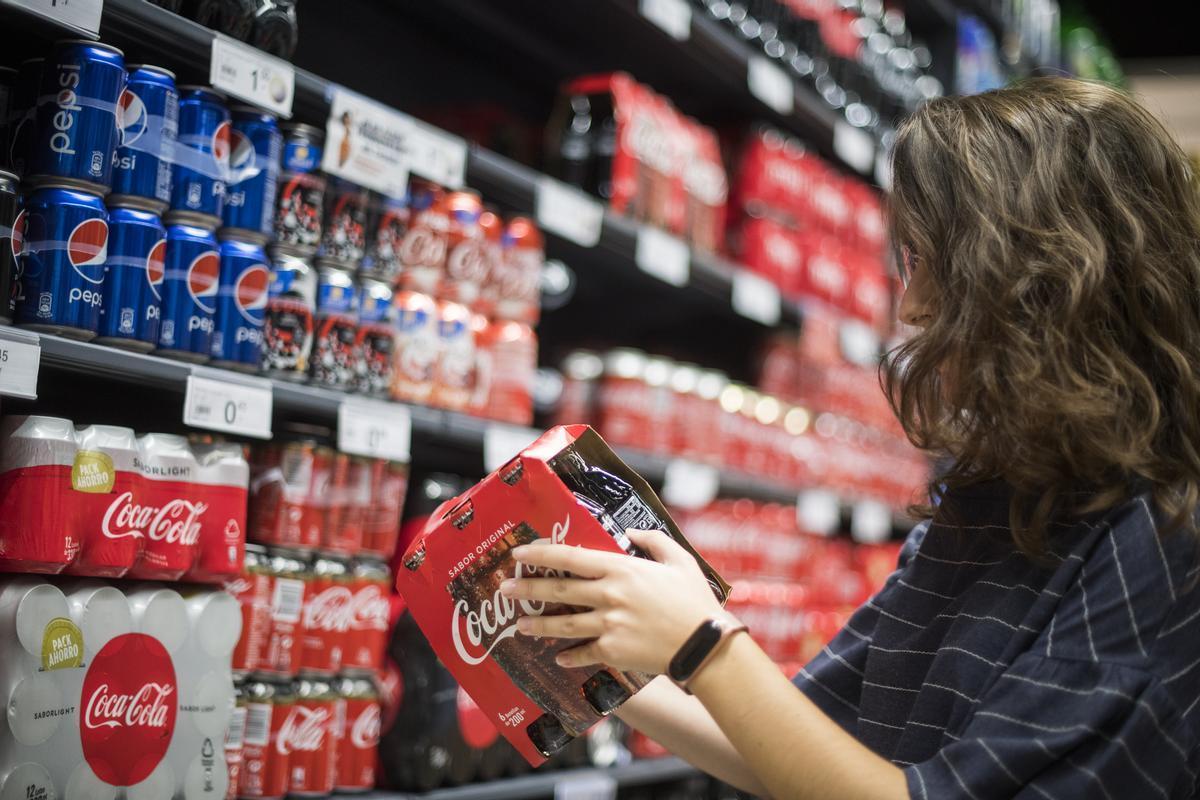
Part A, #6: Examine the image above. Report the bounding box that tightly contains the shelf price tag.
[834,120,875,175]
[635,226,690,287]
[536,177,604,248]
[338,400,412,462]
[639,0,692,40]
[851,499,892,543]
[555,773,617,800]
[661,459,720,510]
[798,490,840,536]
[405,118,468,190]
[210,35,296,117]
[483,424,538,473]
[183,371,272,440]
[7,0,102,37]
[731,270,782,326]
[0,331,40,399]
[747,55,794,115]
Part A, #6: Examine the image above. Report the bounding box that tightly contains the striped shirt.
[792,483,1200,798]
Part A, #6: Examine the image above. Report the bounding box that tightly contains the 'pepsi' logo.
[234,264,270,324]
[212,120,233,169]
[187,250,220,313]
[118,89,148,148]
[226,129,259,184]
[145,239,166,300]
[69,218,109,284]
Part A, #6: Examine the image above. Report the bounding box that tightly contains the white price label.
[0,337,40,399]
[639,0,692,40]
[635,226,690,287]
[747,55,794,115]
[536,177,604,248]
[183,373,272,439]
[731,270,782,326]
[555,774,617,800]
[834,121,876,175]
[661,459,720,510]
[483,424,538,473]
[405,119,468,190]
[210,35,295,117]
[7,0,102,36]
[338,400,412,462]
[851,500,892,543]
[798,490,841,536]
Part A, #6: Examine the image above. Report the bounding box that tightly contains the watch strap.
[668,611,747,692]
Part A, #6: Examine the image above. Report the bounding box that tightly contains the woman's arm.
[615,675,770,796]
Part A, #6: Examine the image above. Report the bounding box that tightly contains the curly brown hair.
[884,78,1200,556]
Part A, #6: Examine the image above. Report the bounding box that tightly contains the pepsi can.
[96,204,166,351]
[212,234,269,371]
[310,258,360,389]
[157,217,219,361]
[264,245,317,379]
[16,183,109,339]
[30,40,126,191]
[224,107,282,242]
[110,65,179,212]
[0,170,20,323]
[171,86,230,225]
[8,58,43,177]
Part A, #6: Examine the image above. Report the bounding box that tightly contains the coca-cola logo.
[101,491,207,544]
[348,584,390,631]
[224,577,253,597]
[624,114,674,173]
[304,585,353,632]
[764,232,800,267]
[446,240,489,284]
[450,517,570,666]
[80,633,177,786]
[684,160,728,205]
[398,226,447,269]
[765,159,807,197]
[276,705,329,755]
[349,703,381,749]
[809,256,848,298]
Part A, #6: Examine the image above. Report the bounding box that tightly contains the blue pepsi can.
[110,65,179,213]
[16,183,109,339]
[96,204,166,351]
[30,41,126,191]
[170,86,230,225]
[157,217,219,361]
[212,234,269,370]
[8,58,43,177]
[224,107,281,241]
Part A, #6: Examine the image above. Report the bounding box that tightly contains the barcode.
[225,705,248,750]
[273,578,305,623]
[196,404,212,417]
[243,703,271,747]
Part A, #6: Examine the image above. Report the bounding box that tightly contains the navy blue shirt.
[793,484,1200,798]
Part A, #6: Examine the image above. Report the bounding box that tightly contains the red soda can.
[389,288,439,405]
[321,449,350,546]
[238,677,293,800]
[67,424,143,577]
[188,442,250,582]
[127,433,203,580]
[0,415,79,573]
[298,554,351,675]
[227,543,272,675]
[282,677,338,796]
[260,548,309,676]
[493,216,543,325]
[248,441,304,550]
[439,190,489,306]
[596,349,650,449]
[325,456,369,555]
[397,178,448,295]
[472,209,504,316]
[342,559,391,674]
[476,318,537,425]
[430,298,475,412]
[334,675,381,792]
[225,679,248,800]
[362,458,408,560]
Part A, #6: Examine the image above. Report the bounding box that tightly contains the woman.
[503,78,1200,799]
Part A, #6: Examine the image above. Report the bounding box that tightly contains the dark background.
[1079,0,1200,60]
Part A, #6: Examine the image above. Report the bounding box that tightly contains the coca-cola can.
[325,455,369,555]
[66,424,143,578]
[397,178,448,296]
[493,215,543,325]
[187,442,250,583]
[334,675,380,793]
[342,559,390,675]
[390,288,439,406]
[0,415,79,573]
[238,677,292,799]
[259,549,309,677]
[475,319,537,426]
[439,190,489,306]
[361,459,408,560]
[127,433,203,581]
[298,554,350,676]
[249,426,332,551]
[430,298,475,412]
[322,449,350,548]
[224,680,248,800]
[283,677,338,797]
[228,544,272,675]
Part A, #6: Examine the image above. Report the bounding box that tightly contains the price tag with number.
[183,372,272,439]
[747,55,794,115]
[536,177,604,248]
[0,332,40,399]
[210,35,296,117]
[405,118,468,190]
[851,500,893,543]
[555,773,617,800]
[338,400,412,462]
[639,0,691,40]
[834,120,875,175]
[731,270,782,326]
[798,490,841,536]
[635,226,690,287]
[483,424,538,473]
[8,0,102,36]
[661,459,720,510]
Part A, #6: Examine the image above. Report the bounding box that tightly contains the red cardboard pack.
[395,425,729,766]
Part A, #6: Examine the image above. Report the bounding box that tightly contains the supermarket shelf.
[359,758,697,800]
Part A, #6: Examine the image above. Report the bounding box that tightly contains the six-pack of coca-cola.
[396,425,729,767]
[0,416,248,582]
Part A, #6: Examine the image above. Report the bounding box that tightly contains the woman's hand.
[499,529,723,675]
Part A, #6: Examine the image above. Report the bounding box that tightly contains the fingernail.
[511,546,527,560]
[555,654,568,667]
[516,617,531,633]
[500,579,516,596]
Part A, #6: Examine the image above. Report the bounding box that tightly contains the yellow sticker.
[42,618,83,671]
[71,450,115,493]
